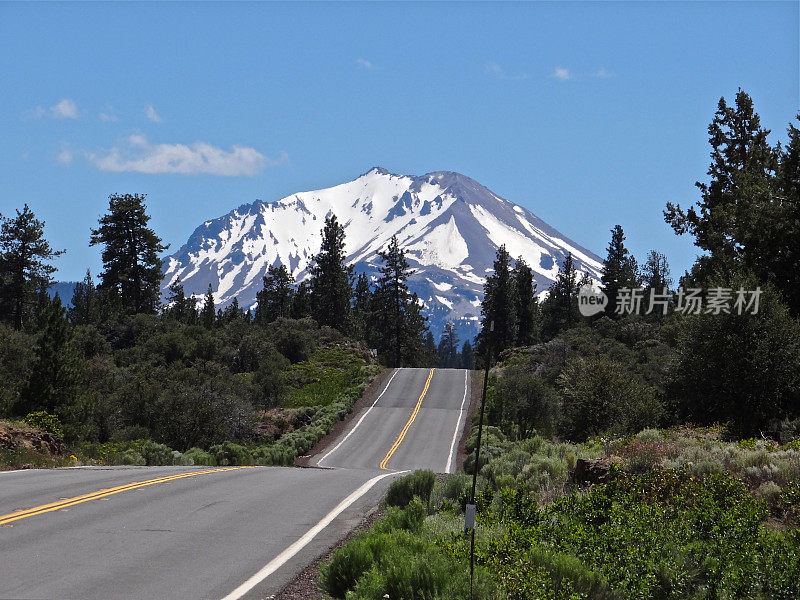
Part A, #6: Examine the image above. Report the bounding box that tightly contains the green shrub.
[377,498,427,534]
[119,449,146,465]
[383,550,450,600]
[183,447,217,466]
[251,444,295,466]
[209,441,253,465]
[385,470,436,507]
[138,440,174,465]
[22,411,64,438]
[782,439,800,452]
[527,545,620,600]
[320,536,376,599]
[171,450,193,466]
[433,473,471,510]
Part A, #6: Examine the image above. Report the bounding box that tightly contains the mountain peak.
[162,168,603,339]
[362,166,394,177]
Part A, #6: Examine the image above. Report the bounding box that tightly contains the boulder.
[573,457,611,485]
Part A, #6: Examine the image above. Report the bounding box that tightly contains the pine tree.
[437,322,460,368]
[372,236,428,367]
[0,205,64,330]
[89,193,168,315]
[352,272,372,340]
[69,270,98,326]
[478,245,517,356]
[290,280,312,319]
[309,214,353,332]
[21,293,80,414]
[775,115,800,314]
[512,256,538,346]
[220,297,245,324]
[255,264,295,324]
[600,225,638,315]
[200,284,216,329]
[460,341,474,370]
[664,90,777,284]
[403,292,429,366]
[641,251,672,292]
[542,252,579,339]
[164,278,196,323]
[423,331,437,367]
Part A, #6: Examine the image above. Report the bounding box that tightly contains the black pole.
[469,321,492,599]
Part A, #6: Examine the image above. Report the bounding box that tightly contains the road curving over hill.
[0,368,472,600]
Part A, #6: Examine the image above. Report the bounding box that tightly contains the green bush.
[119,449,146,465]
[526,545,620,600]
[251,444,295,466]
[138,440,174,465]
[433,473,471,511]
[209,441,253,465]
[385,470,436,508]
[22,411,64,438]
[559,355,664,441]
[183,447,216,466]
[320,536,376,599]
[377,498,426,534]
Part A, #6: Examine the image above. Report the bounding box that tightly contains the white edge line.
[316,368,400,467]
[219,469,408,600]
[444,370,470,474]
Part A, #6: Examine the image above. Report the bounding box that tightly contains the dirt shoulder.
[456,369,482,472]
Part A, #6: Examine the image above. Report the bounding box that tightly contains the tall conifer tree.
[309,214,353,332]
[0,205,63,330]
[90,194,167,315]
[478,245,517,356]
[256,264,295,323]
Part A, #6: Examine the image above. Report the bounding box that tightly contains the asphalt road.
[0,367,471,600]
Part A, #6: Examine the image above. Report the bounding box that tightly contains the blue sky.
[1,1,797,282]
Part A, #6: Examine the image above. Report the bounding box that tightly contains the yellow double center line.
[379,368,434,470]
[0,466,253,527]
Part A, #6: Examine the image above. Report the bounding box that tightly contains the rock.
[0,422,66,456]
[573,457,610,485]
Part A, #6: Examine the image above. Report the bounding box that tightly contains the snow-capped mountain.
[162,168,603,339]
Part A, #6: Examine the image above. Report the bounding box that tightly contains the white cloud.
[99,112,118,122]
[485,61,528,81]
[145,104,162,122]
[554,67,572,81]
[356,58,373,70]
[594,67,613,79]
[57,149,73,165]
[26,99,78,120]
[87,134,285,176]
[51,99,78,119]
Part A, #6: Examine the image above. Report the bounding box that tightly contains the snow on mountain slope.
[162,167,603,339]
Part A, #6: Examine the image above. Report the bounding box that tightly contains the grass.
[285,348,370,408]
[0,448,75,470]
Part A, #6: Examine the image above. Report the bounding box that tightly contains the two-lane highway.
[317,368,470,472]
[0,368,471,600]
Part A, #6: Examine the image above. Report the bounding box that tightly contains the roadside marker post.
[464,503,476,534]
